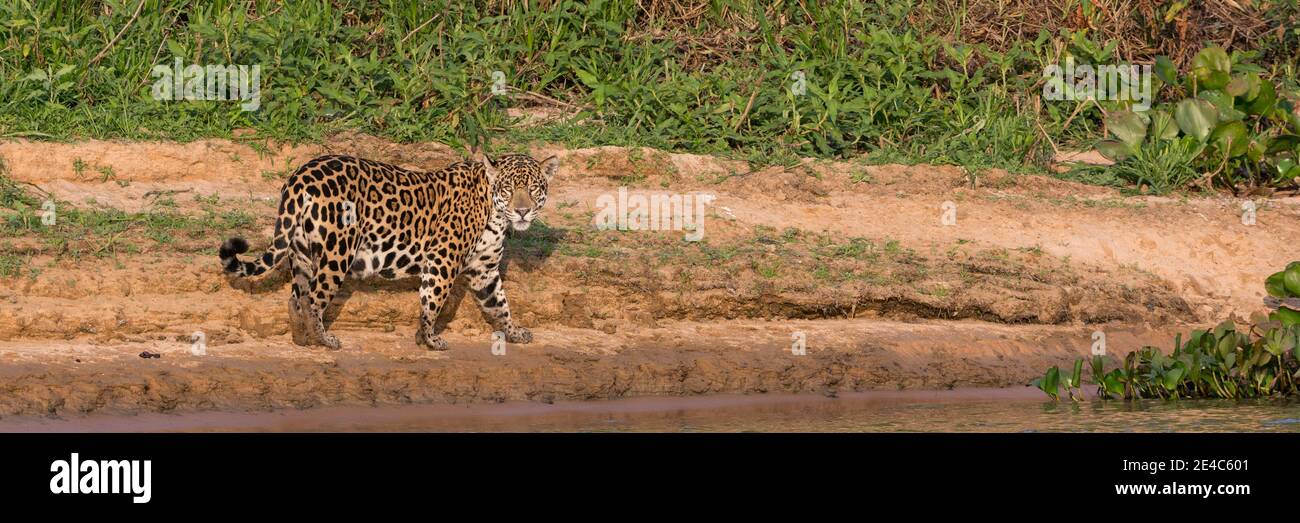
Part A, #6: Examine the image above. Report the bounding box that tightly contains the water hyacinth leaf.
[1216,334,1236,358]
[1071,358,1084,389]
[1272,307,1300,327]
[1239,351,1256,375]
[1153,55,1178,85]
[1175,98,1217,141]
[1286,265,1300,296]
[1225,76,1249,97]
[1199,70,1231,91]
[1198,89,1245,122]
[1148,109,1180,140]
[1162,366,1185,390]
[1191,46,1231,89]
[1090,355,1105,380]
[1278,159,1297,177]
[1103,369,1126,396]
[1241,73,1263,101]
[1246,80,1276,116]
[1264,333,1281,356]
[1253,348,1272,367]
[1210,121,1249,157]
[1266,271,1288,298]
[1105,110,1148,147]
[1038,366,1060,400]
[1267,135,1300,155]
[1095,139,1134,161]
[1247,140,1264,163]
[1215,319,1236,336]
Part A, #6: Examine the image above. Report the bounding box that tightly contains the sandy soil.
[1,134,1296,418]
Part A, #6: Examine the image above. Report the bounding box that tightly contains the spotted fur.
[219,153,558,350]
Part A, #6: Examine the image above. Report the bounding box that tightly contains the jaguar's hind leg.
[288,275,311,346]
[306,261,348,350]
[288,232,344,349]
[289,246,337,349]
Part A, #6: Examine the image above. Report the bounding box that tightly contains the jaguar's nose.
[514,208,530,216]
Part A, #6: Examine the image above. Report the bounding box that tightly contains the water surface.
[7,387,1300,432]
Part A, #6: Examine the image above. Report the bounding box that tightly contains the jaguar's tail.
[219,190,294,277]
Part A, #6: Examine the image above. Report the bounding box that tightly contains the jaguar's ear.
[540,155,559,181]
[479,153,499,187]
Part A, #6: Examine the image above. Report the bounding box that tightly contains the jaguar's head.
[481,153,559,232]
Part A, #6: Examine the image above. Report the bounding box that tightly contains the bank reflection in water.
[7,388,1300,433]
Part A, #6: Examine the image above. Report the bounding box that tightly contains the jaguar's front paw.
[419,333,450,351]
[505,326,533,344]
[318,332,342,351]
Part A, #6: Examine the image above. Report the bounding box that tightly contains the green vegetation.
[1037,262,1300,401]
[2,200,256,253]
[2,1,1296,184]
[0,244,26,276]
[1084,46,1300,193]
[0,164,258,262]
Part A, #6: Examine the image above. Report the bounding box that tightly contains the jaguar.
[218,152,557,350]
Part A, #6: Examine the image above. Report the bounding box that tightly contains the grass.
[1071,139,1206,194]
[485,199,971,289]
[0,169,258,260]
[755,260,781,279]
[2,204,255,254]
[0,245,27,277]
[4,1,1291,180]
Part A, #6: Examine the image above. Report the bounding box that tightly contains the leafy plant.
[0,1,1062,172]
[1094,46,1300,193]
[1036,262,1300,401]
[1032,365,1061,400]
[1264,262,1300,326]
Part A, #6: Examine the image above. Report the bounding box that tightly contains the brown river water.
[5,387,1300,432]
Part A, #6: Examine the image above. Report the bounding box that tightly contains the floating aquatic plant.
[1036,262,1300,400]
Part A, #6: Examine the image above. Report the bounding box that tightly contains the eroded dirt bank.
[0,320,1180,416]
[1,135,1297,418]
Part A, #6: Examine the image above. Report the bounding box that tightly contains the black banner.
[0,433,1287,512]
